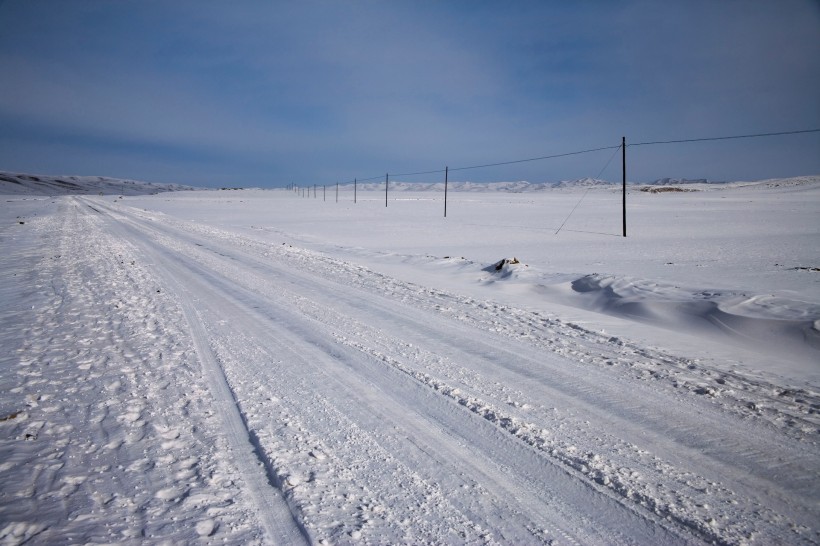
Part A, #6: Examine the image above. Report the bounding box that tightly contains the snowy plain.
[1,173,818,544]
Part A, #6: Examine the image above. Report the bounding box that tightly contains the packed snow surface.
[1,176,818,544]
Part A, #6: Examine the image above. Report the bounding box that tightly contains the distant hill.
[4,171,816,195]
[343,178,615,192]
[644,177,713,185]
[341,176,819,192]
[338,177,730,192]
[0,172,196,196]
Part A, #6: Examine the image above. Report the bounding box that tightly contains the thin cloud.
[0,0,817,185]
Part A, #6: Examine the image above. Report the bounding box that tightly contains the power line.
[335,128,819,186]
[448,145,621,173]
[354,174,385,183]
[630,128,820,147]
[343,145,620,184]
[555,143,623,236]
[593,143,623,180]
[393,167,447,178]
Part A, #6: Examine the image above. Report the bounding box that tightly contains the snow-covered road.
[1,190,818,544]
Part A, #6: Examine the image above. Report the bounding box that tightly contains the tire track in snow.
[81,200,310,545]
[170,289,311,545]
[90,197,819,544]
[125,206,818,542]
[194,284,589,544]
[86,205,630,543]
[90,199,703,544]
[199,253,814,545]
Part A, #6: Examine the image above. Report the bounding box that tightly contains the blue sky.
[0,0,818,187]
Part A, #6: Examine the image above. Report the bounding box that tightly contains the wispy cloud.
[0,0,817,185]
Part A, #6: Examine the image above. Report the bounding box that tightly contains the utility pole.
[622,136,627,237]
[354,178,357,203]
[444,166,449,218]
[385,173,389,207]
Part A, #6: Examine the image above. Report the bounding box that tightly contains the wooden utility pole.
[444,166,449,218]
[385,173,389,207]
[622,136,627,237]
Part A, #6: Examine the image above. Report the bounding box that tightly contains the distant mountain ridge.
[3,171,817,195]
[339,177,720,192]
[0,171,195,196]
[345,178,611,192]
[343,176,820,192]
[645,177,713,185]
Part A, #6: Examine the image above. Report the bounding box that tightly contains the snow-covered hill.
[0,171,196,196]
[4,170,818,195]
[335,178,613,192]
[323,175,819,193]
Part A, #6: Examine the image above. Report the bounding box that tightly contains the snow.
[1,175,818,544]
[0,171,194,196]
